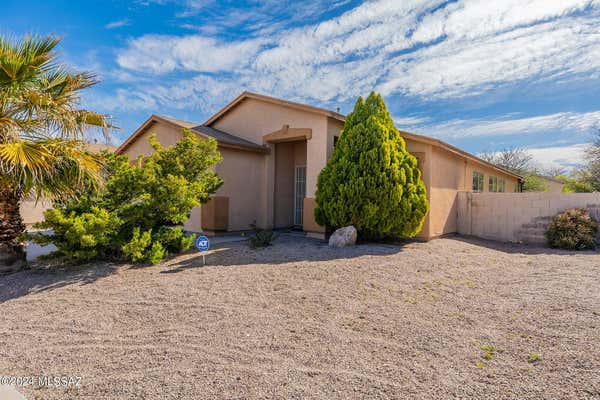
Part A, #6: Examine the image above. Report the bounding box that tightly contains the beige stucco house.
[117,92,522,240]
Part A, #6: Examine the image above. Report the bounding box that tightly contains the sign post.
[195,235,210,266]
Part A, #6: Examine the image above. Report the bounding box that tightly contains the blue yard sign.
[195,235,210,252]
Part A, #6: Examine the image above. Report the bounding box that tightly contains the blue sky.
[3,0,600,170]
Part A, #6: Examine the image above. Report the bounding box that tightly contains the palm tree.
[0,35,111,271]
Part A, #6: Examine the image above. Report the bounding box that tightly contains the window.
[489,176,498,192]
[472,171,484,192]
[498,179,506,192]
[333,136,339,147]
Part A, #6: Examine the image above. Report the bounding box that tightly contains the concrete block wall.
[457,192,600,244]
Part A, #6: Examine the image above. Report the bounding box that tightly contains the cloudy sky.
[3,0,599,170]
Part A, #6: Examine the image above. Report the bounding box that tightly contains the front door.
[294,165,306,226]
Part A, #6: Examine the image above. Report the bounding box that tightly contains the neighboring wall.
[457,192,600,244]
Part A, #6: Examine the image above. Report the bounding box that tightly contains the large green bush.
[30,130,223,264]
[545,208,598,250]
[315,92,429,239]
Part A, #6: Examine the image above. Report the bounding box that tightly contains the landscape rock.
[328,225,357,247]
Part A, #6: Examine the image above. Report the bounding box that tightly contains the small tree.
[315,92,428,240]
[31,130,223,264]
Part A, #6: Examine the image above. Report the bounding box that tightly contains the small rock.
[329,226,357,247]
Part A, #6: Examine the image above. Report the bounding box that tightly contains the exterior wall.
[457,192,600,243]
[404,139,432,239]
[428,147,465,237]
[211,147,264,231]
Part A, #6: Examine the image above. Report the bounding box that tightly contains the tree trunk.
[0,185,26,273]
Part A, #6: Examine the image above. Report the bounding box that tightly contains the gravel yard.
[1,235,599,399]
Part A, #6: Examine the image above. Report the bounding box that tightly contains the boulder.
[328,226,357,247]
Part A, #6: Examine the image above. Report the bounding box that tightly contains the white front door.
[294,165,306,226]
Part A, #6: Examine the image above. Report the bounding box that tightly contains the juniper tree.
[315,92,429,239]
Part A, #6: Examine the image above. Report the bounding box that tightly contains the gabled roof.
[191,125,267,150]
[116,114,269,155]
[204,91,346,126]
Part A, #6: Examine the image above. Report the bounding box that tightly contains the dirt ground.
[1,235,599,399]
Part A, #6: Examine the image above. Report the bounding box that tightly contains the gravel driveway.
[1,236,599,399]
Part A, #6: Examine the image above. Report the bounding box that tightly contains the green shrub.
[30,130,222,265]
[155,227,195,254]
[315,92,429,239]
[545,208,598,250]
[30,206,121,262]
[122,227,153,263]
[248,224,277,248]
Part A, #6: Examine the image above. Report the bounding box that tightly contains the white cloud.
[526,143,588,170]
[114,0,600,108]
[116,35,266,74]
[411,111,600,139]
[105,19,131,29]
[394,116,431,126]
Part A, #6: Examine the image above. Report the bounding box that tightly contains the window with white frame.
[498,179,506,192]
[472,171,484,192]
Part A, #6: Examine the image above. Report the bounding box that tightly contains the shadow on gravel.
[450,235,599,256]
[162,234,407,274]
[0,262,117,304]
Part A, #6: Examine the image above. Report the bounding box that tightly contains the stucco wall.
[457,192,600,243]
[404,139,432,239]
[213,147,265,231]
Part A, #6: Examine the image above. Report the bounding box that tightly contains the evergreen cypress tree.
[315,92,429,239]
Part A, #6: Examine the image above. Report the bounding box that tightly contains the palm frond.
[0,138,106,200]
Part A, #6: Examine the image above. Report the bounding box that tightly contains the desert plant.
[0,35,111,270]
[315,92,428,239]
[248,224,277,248]
[30,206,121,262]
[30,131,221,264]
[545,208,598,250]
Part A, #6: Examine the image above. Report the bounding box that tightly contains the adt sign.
[195,235,210,252]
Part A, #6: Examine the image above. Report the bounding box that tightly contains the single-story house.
[117,92,522,240]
